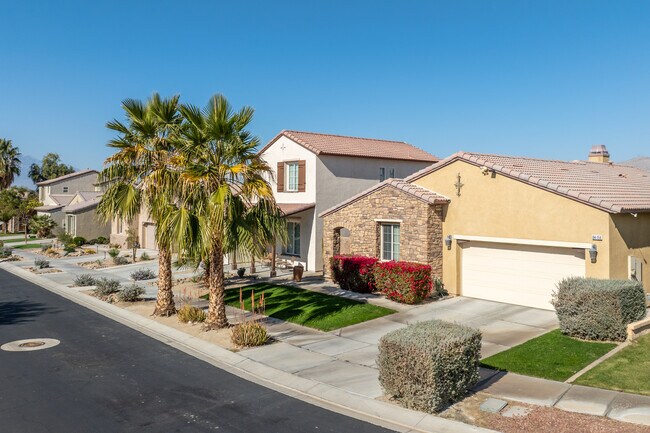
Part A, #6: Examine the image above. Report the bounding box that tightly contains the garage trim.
[453,234,592,250]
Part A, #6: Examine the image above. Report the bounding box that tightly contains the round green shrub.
[230,322,268,347]
[378,320,481,414]
[552,277,646,341]
[177,305,206,323]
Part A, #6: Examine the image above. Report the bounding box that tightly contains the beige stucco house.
[260,130,439,271]
[321,145,650,310]
[35,169,109,239]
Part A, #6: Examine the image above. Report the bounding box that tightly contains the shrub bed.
[552,277,646,341]
[378,320,481,413]
[374,261,433,304]
[330,255,378,293]
[74,274,97,287]
[118,284,145,302]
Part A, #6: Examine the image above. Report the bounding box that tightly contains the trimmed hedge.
[374,261,433,304]
[378,320,481,413]
[552,277,646,342]
[330,255,378,293]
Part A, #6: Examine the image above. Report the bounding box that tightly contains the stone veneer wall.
[322,185,444,279]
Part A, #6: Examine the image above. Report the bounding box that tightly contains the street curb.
[0,262,494,433]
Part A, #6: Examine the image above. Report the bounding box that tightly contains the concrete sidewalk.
[477,369,650,426]
[0,262,492,433]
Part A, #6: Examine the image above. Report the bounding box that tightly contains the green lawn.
[481,329,616,382]
[11,243,44,249]
[574,333,650,395]
[0,232,25,237]
[206,283,395,332]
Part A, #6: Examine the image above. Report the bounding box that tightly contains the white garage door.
[461,241,585,310]
[142,223,157,250]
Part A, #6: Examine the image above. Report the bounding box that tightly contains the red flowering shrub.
[374,261,432,304]
[330,255,378,293]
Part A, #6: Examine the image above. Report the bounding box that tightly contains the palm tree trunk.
[250,256,256,274]
[153,246,176,316]
[205,237,228,329]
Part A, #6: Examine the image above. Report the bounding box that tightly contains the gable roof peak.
[259,130,439,163]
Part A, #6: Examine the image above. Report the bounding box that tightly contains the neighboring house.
[34,169,109,239]
[260,130,439,271]
[321,145,650,310]
[110,206,156,250]
[60,191,110,239]
[621,156,650,172]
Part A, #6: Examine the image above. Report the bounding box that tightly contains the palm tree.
[0,139,21,189]
[30,215,57,238]
[97,93,182,316]
[172,94,280,330]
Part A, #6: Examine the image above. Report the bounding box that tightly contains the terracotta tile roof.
[278,203,315,216]
[259,130,439,162]
[36,169,98,186]
[319,179,450,218]
[406,151,650,213]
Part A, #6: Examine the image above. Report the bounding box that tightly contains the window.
[381,224,400,261]
[285,221,301,255]
[389,168,395,178]
[286,162,299,192]
[379,167,386,182]
[62,186,69,193]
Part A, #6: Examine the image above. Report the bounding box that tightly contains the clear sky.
[1,0,649,171]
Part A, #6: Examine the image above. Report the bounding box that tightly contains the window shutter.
[298,160,306,192]
[277,162,284,192]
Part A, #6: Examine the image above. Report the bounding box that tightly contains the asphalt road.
[0,269,395,433]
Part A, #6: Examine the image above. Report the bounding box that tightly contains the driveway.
[340,296,559,359]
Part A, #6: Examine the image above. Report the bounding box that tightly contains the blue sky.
[1,0,649,172]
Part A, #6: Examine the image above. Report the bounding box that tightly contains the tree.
[28,153,74,184]
[13,187,40,242]
[172,94,281,330]
[30,215,57,238]
[0,139,21,189]
[0,188,21,232]
[98,93,182,316]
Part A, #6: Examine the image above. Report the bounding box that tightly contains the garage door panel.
[461,241,585,310]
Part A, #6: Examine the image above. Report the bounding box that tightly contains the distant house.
[260,130,439,271]
[34,170,110,239]
[321,145,650,310]
[110,207,156,250]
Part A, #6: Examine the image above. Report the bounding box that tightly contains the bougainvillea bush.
[330,255,378,293]
[374,261,433,304]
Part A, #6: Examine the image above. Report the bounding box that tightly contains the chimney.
[588,145,610,163]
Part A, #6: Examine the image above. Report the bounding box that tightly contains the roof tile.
[260,130,438,163]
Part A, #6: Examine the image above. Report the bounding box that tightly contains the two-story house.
[34,169,110,239]
[259,130,439,271]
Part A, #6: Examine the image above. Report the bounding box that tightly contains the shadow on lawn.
[223,282,378,326]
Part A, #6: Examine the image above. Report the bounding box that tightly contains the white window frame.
[379,167,386,182]
[286,162,299,192]
[381,223,400,261]
[66,214,76,236]
[285,221,301,256]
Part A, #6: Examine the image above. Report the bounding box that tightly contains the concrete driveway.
[340,296,559,359]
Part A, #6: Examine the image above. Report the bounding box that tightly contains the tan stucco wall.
[609,213,650,289]
[413,160,613,295]
[73,209,111,240]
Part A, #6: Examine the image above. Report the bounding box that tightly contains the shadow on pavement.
[0,299,58,325]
